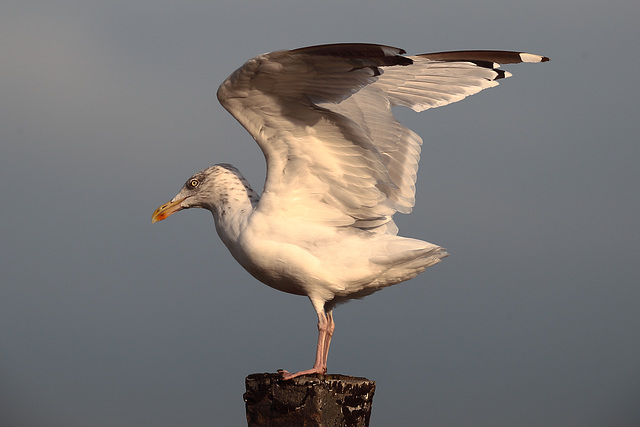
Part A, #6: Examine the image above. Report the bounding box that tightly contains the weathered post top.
[244,373,376,426]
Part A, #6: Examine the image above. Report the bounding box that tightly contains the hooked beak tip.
[151,198,185,224]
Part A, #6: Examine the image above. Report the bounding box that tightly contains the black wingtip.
[290,43,413,66]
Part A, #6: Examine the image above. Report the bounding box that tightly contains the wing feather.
[216,44,547,232]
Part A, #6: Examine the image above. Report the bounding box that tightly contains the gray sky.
[2,1,639,426]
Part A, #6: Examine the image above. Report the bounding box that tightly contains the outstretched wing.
[217,43,548,232]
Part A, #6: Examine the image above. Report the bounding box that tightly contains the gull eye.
[188,178,199,188]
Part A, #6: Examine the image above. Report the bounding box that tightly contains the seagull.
[152,43,548,380]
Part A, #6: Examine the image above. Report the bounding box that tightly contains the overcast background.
[1,1,639,426]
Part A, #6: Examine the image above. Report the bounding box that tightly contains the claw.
[278,367,325,380]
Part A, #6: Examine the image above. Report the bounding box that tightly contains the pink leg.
[321,311,335,369]
[279,310,334,380]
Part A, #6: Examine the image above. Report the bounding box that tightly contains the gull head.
[152,164,259,224]
[152,166,220,224]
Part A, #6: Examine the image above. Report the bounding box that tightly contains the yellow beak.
[151,197,186,223]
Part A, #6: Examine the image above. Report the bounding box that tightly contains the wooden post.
[244,373,376,426]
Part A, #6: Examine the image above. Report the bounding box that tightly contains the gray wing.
[217,43,548,233]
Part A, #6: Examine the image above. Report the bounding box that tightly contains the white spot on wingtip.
[504,71,513,78]
[520,53,544,63]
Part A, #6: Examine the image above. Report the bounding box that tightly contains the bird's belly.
[224,214,444,301]
[228,231,338,297]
